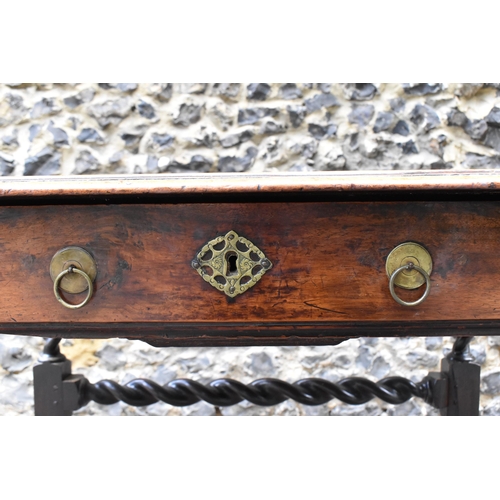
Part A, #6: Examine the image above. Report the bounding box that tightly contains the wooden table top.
[1,170,500,200]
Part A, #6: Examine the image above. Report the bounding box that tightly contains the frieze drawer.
[1,171,500,346]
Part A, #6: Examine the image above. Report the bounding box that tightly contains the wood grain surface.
[1,170,500,200]
[0,201,498,331]
[2,171,500,344]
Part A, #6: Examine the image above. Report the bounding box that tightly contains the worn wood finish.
[0,195,500,345]
[1,171,499,345]
[1,170,500,202]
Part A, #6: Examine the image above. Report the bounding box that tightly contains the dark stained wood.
[2,172,500,345]
[0,320,487,346]
[0,200,499,325]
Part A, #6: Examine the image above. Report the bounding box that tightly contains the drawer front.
[0,200,498,329]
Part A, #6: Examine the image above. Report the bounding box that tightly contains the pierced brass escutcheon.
[50,246,97,294]
[386,242,432,290]
[192,230,272,298]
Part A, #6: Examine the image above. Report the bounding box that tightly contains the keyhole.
[226,252,238,276]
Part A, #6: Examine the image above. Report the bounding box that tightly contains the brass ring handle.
[389,263,431,307]
[53,266,94,309]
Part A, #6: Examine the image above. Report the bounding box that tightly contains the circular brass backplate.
[50,247,97,294]
[385,242,432,290]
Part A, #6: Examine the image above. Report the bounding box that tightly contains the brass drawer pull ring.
[389,263,431,307]
[53,266,94,309]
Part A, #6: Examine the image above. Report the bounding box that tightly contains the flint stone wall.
[1,83,500,416]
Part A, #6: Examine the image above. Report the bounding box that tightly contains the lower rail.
[33,337,481,416]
